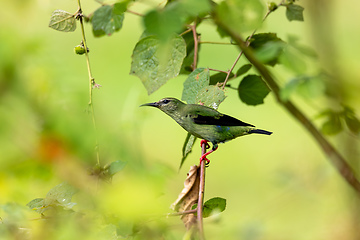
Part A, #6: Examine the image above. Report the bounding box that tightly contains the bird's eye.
[162,99,170,104]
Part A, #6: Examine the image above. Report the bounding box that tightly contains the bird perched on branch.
[141,97,272,164]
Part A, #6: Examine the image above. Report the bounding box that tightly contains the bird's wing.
[185,104,255,127]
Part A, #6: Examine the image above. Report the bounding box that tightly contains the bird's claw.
[200,139,210,149]
[199,155,210,167]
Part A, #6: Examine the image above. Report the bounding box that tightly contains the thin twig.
[167,209,197,217]
[76,1,101,166]
[199,41,236,45]
[197,142,207,240]
[190,22,199,70]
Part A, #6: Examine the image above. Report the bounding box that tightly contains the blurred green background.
[1,0,360,239]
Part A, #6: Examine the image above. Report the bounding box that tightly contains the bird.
[140,97,272,164]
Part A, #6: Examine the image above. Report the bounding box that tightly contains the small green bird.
[141,97,272,163]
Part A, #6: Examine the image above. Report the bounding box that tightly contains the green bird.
[141,97,272,163]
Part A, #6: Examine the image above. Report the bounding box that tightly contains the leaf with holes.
[49,10,76,32]
[182,68,210,104]
[195,85,226,109]
[130,35,186,95]
[238,75,270,105]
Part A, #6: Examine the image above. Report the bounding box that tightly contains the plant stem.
[190,22,199,70]
[77,2,101,166]
[213,16,360,194]
[197,142,207,240]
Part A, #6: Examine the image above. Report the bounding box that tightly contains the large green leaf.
[216,0,264,34]
[182,68,210,104]
[130,35,186,95]
[49,10,76,32]
[92,3,127,37]
[238,75,270,105]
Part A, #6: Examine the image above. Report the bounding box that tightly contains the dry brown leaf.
[171,165,200,230]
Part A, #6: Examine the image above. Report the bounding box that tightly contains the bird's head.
[140,97,185,115]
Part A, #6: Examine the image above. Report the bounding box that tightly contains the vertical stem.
[76,1,100,166]
[197,142,207,240]
[191,22,199,70]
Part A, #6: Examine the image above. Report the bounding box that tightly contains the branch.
[212,17,360,194]
[197,142,207,240]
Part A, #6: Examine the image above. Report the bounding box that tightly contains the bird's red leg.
[199,140,218,165]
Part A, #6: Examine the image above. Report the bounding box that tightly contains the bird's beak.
[139,102,159,108]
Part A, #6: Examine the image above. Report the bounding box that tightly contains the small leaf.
[92,3,126,37]
[182,68,210,104]
[26,198,46,214]
[203,197,226,218]
[107,160,127,176]
[236,64,252,77]
[45,182,77,208]
[318,110,343,135]
[238,75,270,105]
[195,85,226,109]
[180,133,197,169]
[49,10,76,32]
[286,4,304,22]
[280,75,325,101]
[250,33,285,66]
[130,35,186,94]
[343,107,360,135]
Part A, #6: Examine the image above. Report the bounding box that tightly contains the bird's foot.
[200,139,210,149]
[199,154,210,166]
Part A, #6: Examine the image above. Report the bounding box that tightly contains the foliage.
[1,0,360,239]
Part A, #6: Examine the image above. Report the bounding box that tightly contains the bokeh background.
[1,0,360,239]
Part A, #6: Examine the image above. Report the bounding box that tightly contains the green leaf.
[321,112,343,135]
[182,68,210,104]
[26,198,46,214]
[203,197,226,218]
[180,133,197,169]
[286,4,304,22]
[130,35,186,95]
[279,46,307,74]
[49,10,76,32]
[280,75,325,101]
[107,160,127,176]
[238,75,270,105]
[45,182,77,208]
[195,85,226,109]
[343,107,360,135]
[236,64,252,77]
[92,3,126,37]
[216,0,264,34]
[144,8,183,41]
[250,33,285,66]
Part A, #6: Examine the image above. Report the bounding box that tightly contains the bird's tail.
[249,129,273,135]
